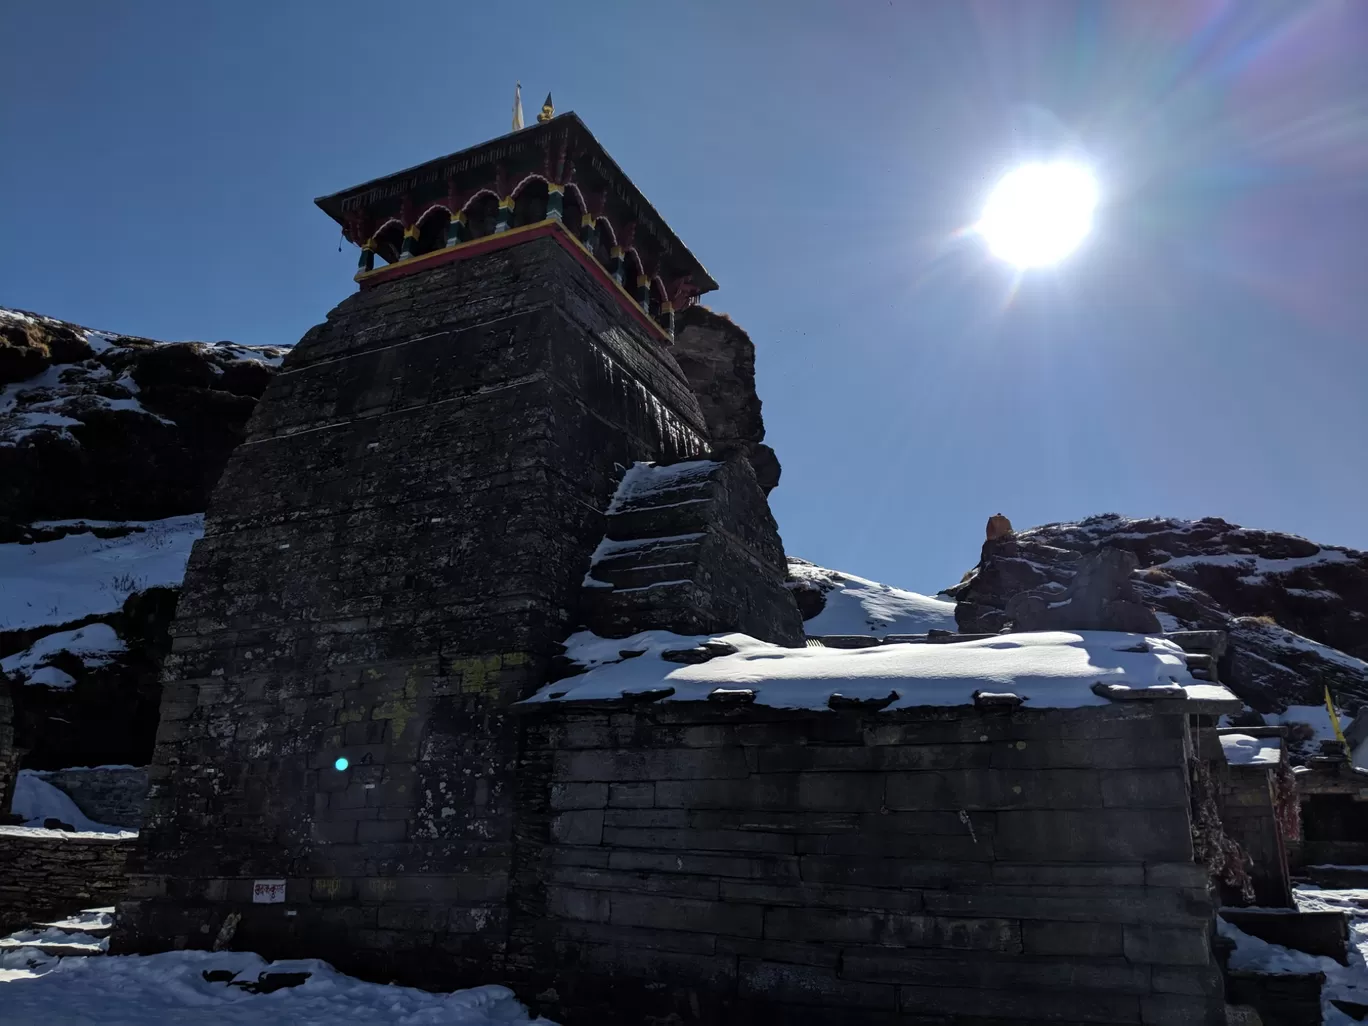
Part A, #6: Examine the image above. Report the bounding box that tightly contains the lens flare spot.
[334,757,349,771]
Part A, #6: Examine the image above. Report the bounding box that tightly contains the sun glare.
[977,163,1098,269]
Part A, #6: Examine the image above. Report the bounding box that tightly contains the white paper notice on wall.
[252,879,287,904]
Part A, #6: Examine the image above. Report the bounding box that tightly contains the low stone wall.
[509,702,1227,1026]
[31,766,148,829]
[0,828,132,932]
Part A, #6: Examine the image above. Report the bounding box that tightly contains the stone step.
[1219,907,1349,964]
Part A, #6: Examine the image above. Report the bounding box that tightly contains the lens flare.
[978,163,1098,268]
[334,757,349,771]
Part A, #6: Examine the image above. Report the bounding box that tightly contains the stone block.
[548,887,611,924]
[1140,994,1224,1026]
[844,950,1147,992]
[555,747,750,782]
[549,866,720,900]
[607,782,654,808]
[762,906,933,946]
[551,810,605,846]
[935,917,1022,953]
[719,880,921,912]
[356,819,408,843]
[736,960,896,1010]
[549,781,608,812]
[610,893,763,938]
[899,984,1142,1023]
[994,862,1145,887]
[1145,862,1210,888]
[602,826,795,854]
[1122,924,1211,966]
[1100,768,1189,808]
[923,885,1209,926]
[994,809,1194,862]
[1021,920,1124,956]
[1150,965,1225,997]
[798,856,990,890]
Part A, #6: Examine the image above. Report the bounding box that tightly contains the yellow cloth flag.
[1326,684,1350,757]
[512,82,524,132]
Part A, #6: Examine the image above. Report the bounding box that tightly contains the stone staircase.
[0,906,111,963]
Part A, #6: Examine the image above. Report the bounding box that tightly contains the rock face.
[580,456,804,645]
[0,307,285,780]
[948,514,1368,723]
[0,308,286,525]
[671,305,781,494]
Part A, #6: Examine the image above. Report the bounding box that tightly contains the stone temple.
[109,111,1255,1024]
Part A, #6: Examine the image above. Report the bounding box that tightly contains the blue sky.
[3,1,1365,593]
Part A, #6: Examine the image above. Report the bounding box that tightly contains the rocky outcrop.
[0,307,284,782]
[0,308,286,525]
[948,513,1368,724]
[672,305,781,493]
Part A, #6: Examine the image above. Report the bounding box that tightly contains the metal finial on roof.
[537,93,555,123]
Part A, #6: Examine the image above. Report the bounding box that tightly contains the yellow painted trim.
[636,275,650,288]
[452,210,467,224]
[610,246,623,259]
[362,239,375,251]
[580,213,596,228]
[547,183,564,194]
[498,196,515,210]
[403,225,420,239]
[661,302,674,313]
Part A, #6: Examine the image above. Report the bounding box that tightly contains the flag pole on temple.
[512,82,524,131]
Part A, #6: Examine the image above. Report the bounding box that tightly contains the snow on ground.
[10,772,133,835]
[0,515,202,632]
[526,629,1225,710]
[1,623,125,688]
[787,559,957,637]
[0,948,545,1026]
[1220,733,1283,766]
[1223,883,1368,1025]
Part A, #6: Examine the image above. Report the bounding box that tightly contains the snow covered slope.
[786,557,956,637]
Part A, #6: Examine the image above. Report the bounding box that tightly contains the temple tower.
[112,113,799,982]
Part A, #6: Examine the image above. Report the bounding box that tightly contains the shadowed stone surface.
[671,306,780,494]
[581,455,804,645]
[111,236,711,983]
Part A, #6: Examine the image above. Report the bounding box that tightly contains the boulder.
[948,513,1368,736]
[672,306,781,494]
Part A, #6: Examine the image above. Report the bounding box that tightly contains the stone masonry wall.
[32,767,149,830]
[113,236,712,981]
[0,829,131,933]
[508,703,1226,1026]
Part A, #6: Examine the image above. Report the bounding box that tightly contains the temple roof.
[314,113,717,296]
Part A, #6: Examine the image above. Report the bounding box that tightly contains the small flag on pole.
[512,82,524,131]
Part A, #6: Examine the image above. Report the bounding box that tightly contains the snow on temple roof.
[523,630,1237,712]
[1219,733,1283,766]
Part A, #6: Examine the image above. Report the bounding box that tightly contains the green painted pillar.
[446,210,466,247]
[635,274,651,308]
[496,196,515,232]
[400,224,419,260]
[580,213,598,252]
[609,246,624,284]
[546,183,564,222]
[357,241,375,274]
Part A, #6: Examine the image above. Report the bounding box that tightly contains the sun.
[977,162,1098,269]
